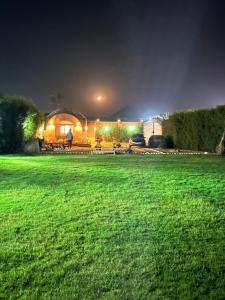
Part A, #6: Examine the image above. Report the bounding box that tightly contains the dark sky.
[1,0,225,117]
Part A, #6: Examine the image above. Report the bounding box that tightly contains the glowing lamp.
[37,123,44,138]
[96,118,100,122]
[47,124,55,129]
[75,125,82,130]
[117,119,121,122]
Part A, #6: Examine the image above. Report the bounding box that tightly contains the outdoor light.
[104,126,109,132]
[140,119,144,123]
[96,118,100,122]
[117,119,121,122]
[37,123,44,138]
[129,125,135,131]
[47,124,55,129]
[75,125,82,130]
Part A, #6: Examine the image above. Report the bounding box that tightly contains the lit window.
[60,126,65,134]
[60,125,73,134]
[65,125,70,133]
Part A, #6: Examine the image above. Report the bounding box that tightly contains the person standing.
[67,128,73,149]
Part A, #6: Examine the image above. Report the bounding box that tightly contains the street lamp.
[150,115,159,136]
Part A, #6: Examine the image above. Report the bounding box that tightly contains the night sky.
[1,0,225,118]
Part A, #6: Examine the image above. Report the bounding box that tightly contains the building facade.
[43,109,143,145]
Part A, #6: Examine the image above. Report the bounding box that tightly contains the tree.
[0,94,41,153]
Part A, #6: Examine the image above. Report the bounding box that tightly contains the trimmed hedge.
[0,94,42,153]
[162,106,225,152]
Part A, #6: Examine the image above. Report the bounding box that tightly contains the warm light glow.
[117,119,121,122]
[94,127,97,131]
[104,126,109,132]
[85,126,88,131]
[37,123,44,138]
[97,96,102,101]
[96,118,100,122]
[76,121,80,126]
[47,124,55,130]
[60,125,72,134]
[75,125,82,130]
[129,125,135,131]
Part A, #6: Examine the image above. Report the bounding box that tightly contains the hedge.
[0,94,42,154]
[162,105,225,152]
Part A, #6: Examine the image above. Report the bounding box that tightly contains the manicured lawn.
[1,154,225,299]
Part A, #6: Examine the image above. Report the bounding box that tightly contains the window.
[60,125,73,134]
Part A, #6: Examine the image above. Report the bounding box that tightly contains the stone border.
[40,150,215,156]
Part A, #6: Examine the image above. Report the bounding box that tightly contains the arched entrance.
[44,109,86,143]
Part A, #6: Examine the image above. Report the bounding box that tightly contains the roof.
[46,108,87,122]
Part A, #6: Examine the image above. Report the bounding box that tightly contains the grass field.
[1,154,225,299]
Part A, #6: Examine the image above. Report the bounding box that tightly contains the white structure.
[143,118,162,143]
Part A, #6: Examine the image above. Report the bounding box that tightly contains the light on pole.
[94,118,100,141]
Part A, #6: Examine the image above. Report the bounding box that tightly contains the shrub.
[0,94,42,153]
[96,125,143,142]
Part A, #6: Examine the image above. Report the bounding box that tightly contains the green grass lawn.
[1,154,225,299]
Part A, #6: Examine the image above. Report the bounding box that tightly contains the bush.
[96,125,143,142]
[0,94,42,153]
[162,106,225,152]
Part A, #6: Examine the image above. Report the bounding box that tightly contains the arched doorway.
[44,109,86,143]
